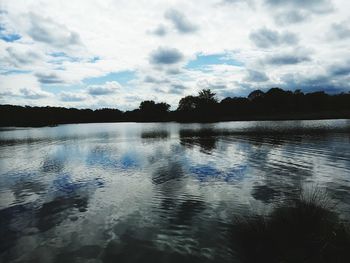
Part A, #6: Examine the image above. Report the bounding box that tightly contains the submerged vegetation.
[231,188,350,263]
[1,88,350,126]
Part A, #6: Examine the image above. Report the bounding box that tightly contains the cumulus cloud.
[28,13,82,48]
[87,81,121,95]
[149,24,167,36]
[144,75,170,84]
[169,84,187,94]
[264,0,334,14]
[3,47,41,67]
[60,92,88,102]
[281,72,349,93]
[221,0,253,4]
[265,0,334,26]
[197,79,228,91]
[152,83,187,95]
[165,8,198,33]
[149,47,184,65]
[35,72,64,84]
[19,87,51,99]
[273,10,309,25]
[329,22,350,40]
[250,28,298,48]
[245,70,269,82]
[1,0,350,109]
[329,61,350,77]
[166,68,182,75]
[265,52,311,65]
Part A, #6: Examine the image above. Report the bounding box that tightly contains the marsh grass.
[231,188,350,263]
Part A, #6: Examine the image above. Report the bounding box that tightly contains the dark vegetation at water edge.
[231,189,350,263]
[1,88,350,126]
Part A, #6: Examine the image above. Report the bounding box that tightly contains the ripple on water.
[1,120,350,262]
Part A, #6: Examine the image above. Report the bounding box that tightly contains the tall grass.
[231,188,350,263]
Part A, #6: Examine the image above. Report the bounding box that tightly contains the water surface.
[1,120,350,262]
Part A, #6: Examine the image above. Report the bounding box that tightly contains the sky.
[0,0,349,110]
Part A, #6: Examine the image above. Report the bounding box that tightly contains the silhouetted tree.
[156,102,171,113]
[248,89,265,101]
[177,96,198,112]
[1,88,350,126]
[138,100,170,120]
[197,89,218,111]
[139,100,156,112]
[198,89,217,102]
[177,89,218,112]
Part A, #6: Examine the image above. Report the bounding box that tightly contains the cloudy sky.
[0,0,349,110]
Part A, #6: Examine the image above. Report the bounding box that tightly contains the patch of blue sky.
[49,53,100,64]
[185,53,244,71]
[0,25,21,42]
[41,83,84,94]
[83,70,136,86]
[0,69,31,75]
[41,71,136,95]
[48,52,81,64]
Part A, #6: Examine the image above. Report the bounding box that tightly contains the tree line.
[1,88,350,126]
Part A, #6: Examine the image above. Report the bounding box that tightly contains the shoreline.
[1,113,350,128]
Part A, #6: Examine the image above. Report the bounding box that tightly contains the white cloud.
[27,12,82,48]
[0,0,349,109]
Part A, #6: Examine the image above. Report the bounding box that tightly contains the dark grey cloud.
[265,51,311,65]
[219,0,255,9]
[35,72,64,84]
[0,90,15,96]
[165,9,198,34]
[329,61,350,77]
[149,47,184,65]
[20,88,49,99]
[169,84,187,94]
[280,73,349,93]
[221,0,253,4]
[274,10,309,25]
[28,13,81,48]
[329,23,350,40]
[166,68,182,75]
[149,24,167,36]
[4,47,41,67]
[235,61,350,96]
[250,28,298,48]
[87,85,119,96]
[264,0,333,14]
[197,79,227,90]
[0,88,50,99]
[153,84,187,95]
[60,92,87,102]
[144,75,170,84]
[152,87,167,94]
[245,70,269,82]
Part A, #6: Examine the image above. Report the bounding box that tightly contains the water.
[1,120,350,262]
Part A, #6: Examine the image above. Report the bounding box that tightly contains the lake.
[1,119,350,262]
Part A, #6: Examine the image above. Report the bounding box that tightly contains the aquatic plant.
[231,188,350,263]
